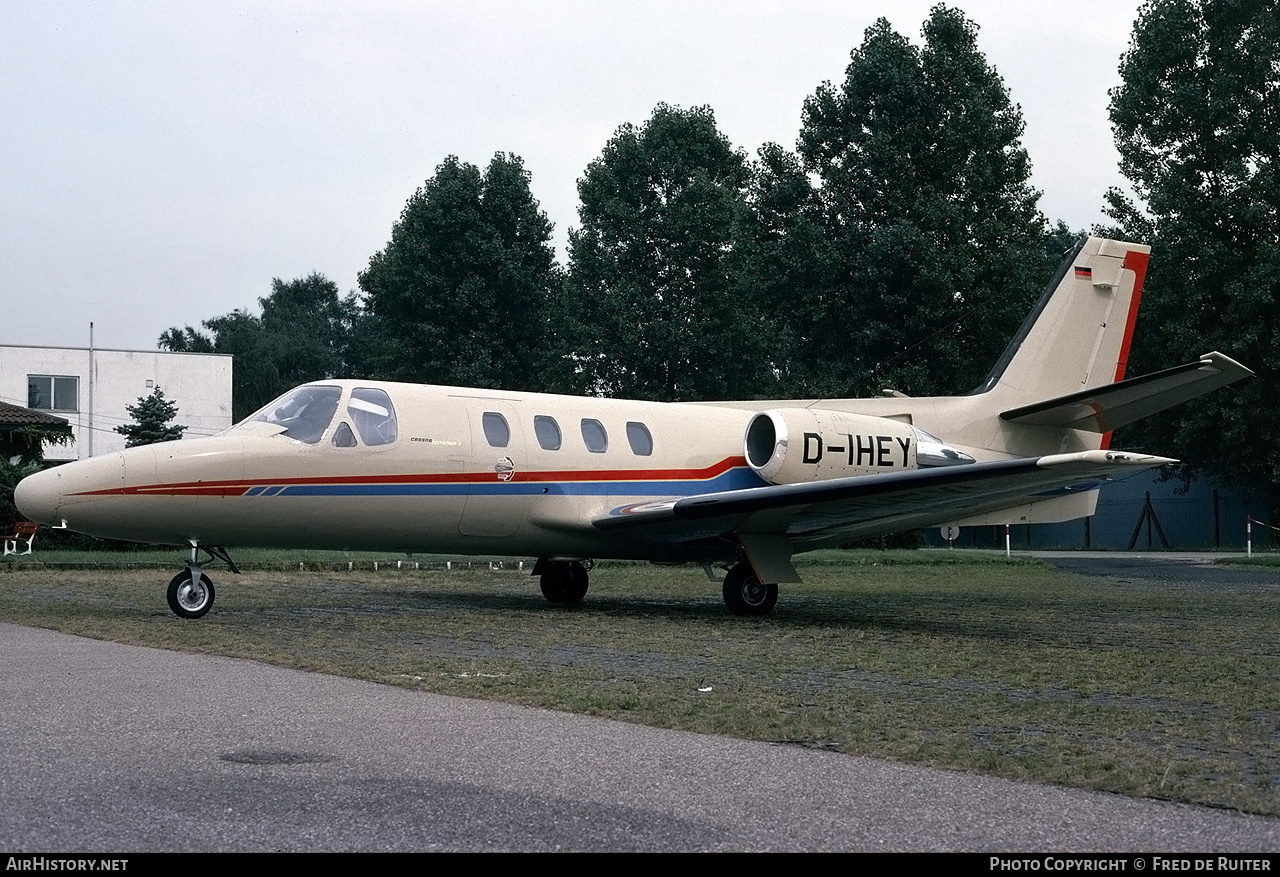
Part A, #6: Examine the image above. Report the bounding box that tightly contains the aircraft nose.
[14,466,62,525]
[15,453,126,527]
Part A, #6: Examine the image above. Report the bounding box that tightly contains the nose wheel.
[165,543,238,618]
[167,569,215,619]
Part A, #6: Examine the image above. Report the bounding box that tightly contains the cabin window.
[580,418,608,453]
[249,385,342,444]
[534,415,561,450]
[482,412,510,447]
[626,421,654,456]
[331,422,358,448]
[349,387,398,446]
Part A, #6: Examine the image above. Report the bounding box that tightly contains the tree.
[732,143,840,396]
[793,6,1052,397]
[0,422,71,532]
[557,104,769,401]
[1104,0,1279,505]
[157,326,214,353]
[0,458,36,533]
[160,273,359,420]
[358,153,558,390]
[115,387,187,447]
[259,274,357,390]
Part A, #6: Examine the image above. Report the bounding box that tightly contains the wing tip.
[1200,350,1255,379]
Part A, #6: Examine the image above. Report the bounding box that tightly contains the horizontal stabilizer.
[999,352,1253,433]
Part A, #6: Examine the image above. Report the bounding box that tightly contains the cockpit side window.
[349,388,398,446]
[331,422,358,447]
[249,385,342,444]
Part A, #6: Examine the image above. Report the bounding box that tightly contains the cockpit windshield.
[246,385,342,444]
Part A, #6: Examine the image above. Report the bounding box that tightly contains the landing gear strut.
[722,563,778,616]
[166,542,239,619]
[533,558,590,604]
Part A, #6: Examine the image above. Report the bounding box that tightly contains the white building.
[0,344,233,461]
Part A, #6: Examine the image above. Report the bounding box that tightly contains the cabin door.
[458,400,529,538]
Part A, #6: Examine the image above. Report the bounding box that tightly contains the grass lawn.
[2,550,1276,815]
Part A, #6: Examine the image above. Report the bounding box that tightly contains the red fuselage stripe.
[73,455,751,497]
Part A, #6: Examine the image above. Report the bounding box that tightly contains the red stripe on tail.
[1100,249,1151,451]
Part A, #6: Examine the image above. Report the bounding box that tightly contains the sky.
[1,0,1143,353]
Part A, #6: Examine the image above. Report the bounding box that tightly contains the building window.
[27,375,79,412]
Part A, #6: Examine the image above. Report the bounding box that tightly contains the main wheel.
[722,564,777,616]
[564,562,589,602]
[539,561,589,604]
[167,570,215,619]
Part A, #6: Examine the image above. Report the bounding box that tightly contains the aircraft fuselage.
[17,382,779,562]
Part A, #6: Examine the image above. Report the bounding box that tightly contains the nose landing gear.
[166,543,240,619]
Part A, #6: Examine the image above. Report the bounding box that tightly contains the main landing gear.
[529,557,780,615]
[532,558,591,604]
[721,563,778,616]
[166,543,239,619]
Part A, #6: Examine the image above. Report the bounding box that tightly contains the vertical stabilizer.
[973,237,1151,407]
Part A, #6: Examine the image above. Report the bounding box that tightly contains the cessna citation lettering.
[16,238,1253,618]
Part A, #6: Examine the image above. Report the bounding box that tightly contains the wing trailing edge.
[594,450,1174,543]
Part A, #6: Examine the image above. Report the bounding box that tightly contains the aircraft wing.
[594,450,1173,558]
[999,352,1253,432]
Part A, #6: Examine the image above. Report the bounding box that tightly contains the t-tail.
[963,236,1250,457]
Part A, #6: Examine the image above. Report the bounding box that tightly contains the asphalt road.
[2,611,1278,852]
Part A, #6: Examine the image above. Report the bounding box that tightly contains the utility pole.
[87,321,95,458]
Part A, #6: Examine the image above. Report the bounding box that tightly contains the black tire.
[167,570,215,619]
[722,564,778,616]
[564,562,589,602]
[538,564,567,602]
[539,561,589,604]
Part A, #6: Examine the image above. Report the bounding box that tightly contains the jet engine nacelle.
[744,408,977,485]
[745,408,918,485]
